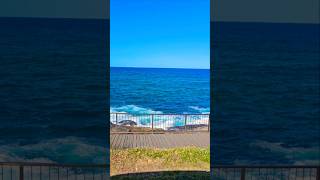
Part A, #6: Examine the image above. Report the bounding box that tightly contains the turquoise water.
[110,67,210,114]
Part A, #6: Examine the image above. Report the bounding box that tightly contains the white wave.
[0,137,106,164]
[189,106,210,114]
[110,113,209,130]
[252,140,320,165]
[110,105,209,130]
[110,105,163,114]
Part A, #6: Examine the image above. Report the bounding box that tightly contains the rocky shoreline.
[110,121,208,133]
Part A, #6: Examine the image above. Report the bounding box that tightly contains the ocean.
[110,67,210,114]
[111,22,320,166]
[0,17,319,166]
[211,22,320,165]
[0,17,108,164]
[110,67,210,130]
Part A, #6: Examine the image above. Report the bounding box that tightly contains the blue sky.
[110,0,210,69]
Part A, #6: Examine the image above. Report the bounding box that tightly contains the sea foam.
[110,105,209,130]
[0,137,106,164]
[252,140,320,165]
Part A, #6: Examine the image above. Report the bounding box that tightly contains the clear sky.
[110,0,210,69]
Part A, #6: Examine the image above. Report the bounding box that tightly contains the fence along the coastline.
[211,165,320,180]
[0,162,108,180]
[110,113,210,133]
[1,163,319,180]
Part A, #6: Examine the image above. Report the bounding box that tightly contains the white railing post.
[208,114,210,132]
[151,114,154,133]
[115,113,118,125]
[184,114,187,132]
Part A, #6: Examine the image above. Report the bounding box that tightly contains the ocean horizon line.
[211,20,320,25]
[1,17,317,25]
[110,66,210,70]
[0,16,109,20]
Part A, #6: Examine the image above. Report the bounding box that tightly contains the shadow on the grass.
[111,171,210,180]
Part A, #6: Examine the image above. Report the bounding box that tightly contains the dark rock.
[118,120,137,126]
[167,124,208,131]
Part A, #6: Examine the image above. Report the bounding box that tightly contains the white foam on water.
[110,105,163,114]
[0,137,106,164]
[189,106,210,114]
[252,140,320,165]
[110,114,209,130]
[110,105,209,130]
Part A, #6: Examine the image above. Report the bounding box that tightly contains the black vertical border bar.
[210,0,214,177]
[106,0,110,177]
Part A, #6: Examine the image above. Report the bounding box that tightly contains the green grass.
[110,147,210,176]
[125,147,210,163]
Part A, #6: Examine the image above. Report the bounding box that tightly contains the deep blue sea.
[0,17,319,166]
[110,67,210,114]
[0,18,108,164]
[211,22,320,165]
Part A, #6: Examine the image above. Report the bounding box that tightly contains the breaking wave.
[252,141,320,165]
[110,105,163,114]
[110,105,209,130]
[189,106,210,114]
[0,137,107,164]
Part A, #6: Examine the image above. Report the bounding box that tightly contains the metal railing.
[0,162,108,180]
[1,163,318,179]
[211,165,320,180]
[110,113,210,133]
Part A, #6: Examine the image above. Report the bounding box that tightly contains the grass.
[110,147,210,177]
